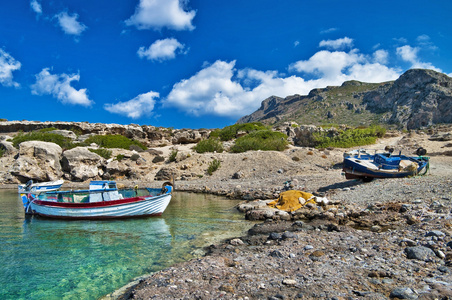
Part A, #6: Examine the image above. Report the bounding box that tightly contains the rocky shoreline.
[103,154,452,300]
[2,124,452,299]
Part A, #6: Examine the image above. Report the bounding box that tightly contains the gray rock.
[268,232,281,240]
[269,250,284,258]
[405,246,436,261]
[389,287,418,299]
[425,230,446,237]
[281,231,297,240]
[49,130,77,140]
[61,147,103,181]
[10,141,63,181]
[155,167,177,181]
[0,139,17,156]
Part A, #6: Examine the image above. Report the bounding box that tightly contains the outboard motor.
[24,180,33,192]
[416,147,427,156]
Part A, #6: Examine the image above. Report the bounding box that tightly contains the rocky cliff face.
[0,121,211,146]
[238,69,452,129]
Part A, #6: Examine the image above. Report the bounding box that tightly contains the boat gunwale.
[30,193,169,209]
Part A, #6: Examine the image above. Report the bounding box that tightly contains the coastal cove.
[0,190,253,300]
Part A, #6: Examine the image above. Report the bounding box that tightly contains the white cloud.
[56,12,87,35]
[320,28,337,34]
[162,37,443,119]
[393,37,408,44]
[294,41,300,47]
[138,38,185,61]
[126,0,196,31]
[0,49,21,88]
[31,68,93,106]
[319,37,353,50]
[373,49,388,64]
[289,48,400,83]
[30,0,42,15]
[396,45,441,71]
[104,92,158,119]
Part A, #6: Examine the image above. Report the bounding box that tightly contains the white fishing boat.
[18,179,64,193]
[21,181,172,220]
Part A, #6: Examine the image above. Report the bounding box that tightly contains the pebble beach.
[108,153,452,300]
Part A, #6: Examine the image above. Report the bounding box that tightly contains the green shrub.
[12,131,75,149]
[218,122,268,141]
[39,127,58,132]
[89,148,112,159]
[313,125,386,148]
[208,129,221,139]
[116,154,125,161]
[70,127,83,137]
[0,148,5,157]
[168,150,178,162]
[207,159,221,175]
[83,135,146,150]
[193,138,224,153]
[230,130,288,153]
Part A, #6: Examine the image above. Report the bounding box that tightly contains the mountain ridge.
[237,69,452,129]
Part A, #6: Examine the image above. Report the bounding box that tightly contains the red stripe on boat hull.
[33,196,147,208]
[34,212,163,220]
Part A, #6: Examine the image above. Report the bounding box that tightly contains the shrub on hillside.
[193,138,224,153]
[313,125,386,148]
[207,159,221,175]
[38,127,58,132]
[230,130,288,153]
[11,131,75,149]
[168,150,178,162]
[217,122,268,141]
[88,148,112,159]
[82,135,146,150]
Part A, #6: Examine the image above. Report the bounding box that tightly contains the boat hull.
[28,194,171,220]
[342,156,429,180]
[18,180,64,193]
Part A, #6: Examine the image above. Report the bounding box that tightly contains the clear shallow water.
[0,189,251,300]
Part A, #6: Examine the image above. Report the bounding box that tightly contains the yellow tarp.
[267,190,315,212]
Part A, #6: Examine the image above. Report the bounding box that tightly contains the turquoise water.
[0,189,251,300]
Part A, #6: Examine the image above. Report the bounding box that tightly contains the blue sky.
[0,0,451,129]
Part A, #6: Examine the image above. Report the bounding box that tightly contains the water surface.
[0,189,251,300]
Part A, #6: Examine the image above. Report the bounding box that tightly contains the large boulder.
[61,147,104,181]
[105,159,133,178]
[171,130,204,144]
[49,130,77,140]
[10,141,63,182]
[0,138,17,156]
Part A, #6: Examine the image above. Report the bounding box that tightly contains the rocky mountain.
[237,69,452,129]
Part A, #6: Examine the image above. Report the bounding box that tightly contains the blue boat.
[18,179,64,194]
[342,147,429,181]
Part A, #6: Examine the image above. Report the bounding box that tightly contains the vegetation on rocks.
[88,148,112,159]
[313,125,386,148]
[83,134,146,150]
[212,122,268,141]
[193,138,224,153]
[168,150,178,162]
[12,131,75,149]
[230,130,288,153]
[207,158,221,175]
